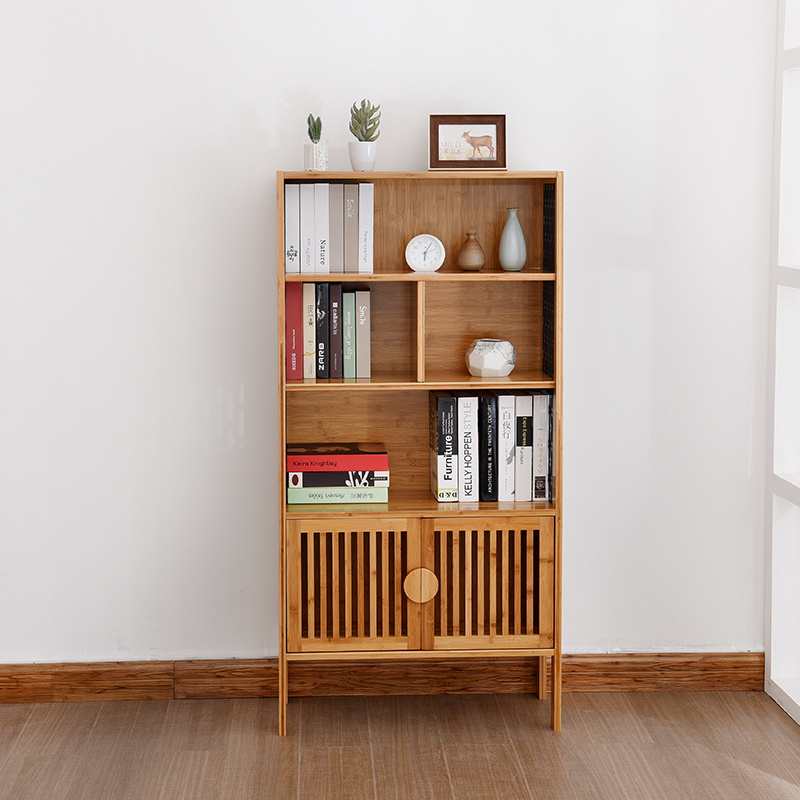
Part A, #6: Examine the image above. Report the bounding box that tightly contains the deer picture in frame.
[429,114,507,170]
[462,130,495,159]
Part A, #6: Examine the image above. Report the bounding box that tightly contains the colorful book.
[344,184,359,273]
[514,393,533,502]
[329,283,343,379]
[358,183,374,274]
[429,392,458,502]
[355,289,371,379]
[478,393,498,502]
[302,283,316,379]
[315,282,329,379]
[496,392,516,501]
[287,470,389,488]
[533,392,552,501]
[314,183,329,273]
[287,486,389,504]
[329,183,344,273]
[284,184,300,274]
[455,394,479,502]
[286,442,389,472]
[299,184,315,275]
[284,282,303,380]
[342,291,356,379]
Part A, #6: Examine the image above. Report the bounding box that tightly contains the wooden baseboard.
[0,652,764,704]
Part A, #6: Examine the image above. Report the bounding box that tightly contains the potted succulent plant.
[348,99,380,171]
[303,113,328,171]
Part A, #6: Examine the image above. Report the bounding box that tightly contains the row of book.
[285,283,371,380]
[286,443,389,504]
[284,183,374,275]
[430,391,553,503]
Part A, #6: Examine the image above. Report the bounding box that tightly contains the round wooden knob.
[403,568,439,604]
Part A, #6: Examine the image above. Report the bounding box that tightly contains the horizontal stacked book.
[285,283,371,380]
[284,182,374,275]
[430,391,554,503]
[286,442,389,504]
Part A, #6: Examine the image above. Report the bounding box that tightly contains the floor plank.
[0,692,799,799]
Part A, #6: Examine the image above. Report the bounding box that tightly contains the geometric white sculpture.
[465,339,516,377]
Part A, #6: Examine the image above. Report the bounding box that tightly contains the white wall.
[0,0,776,662]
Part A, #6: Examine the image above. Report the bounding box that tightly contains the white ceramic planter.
[348,141,378,171]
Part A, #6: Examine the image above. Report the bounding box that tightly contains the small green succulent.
[349,99,381,142]
[307,114,322,144]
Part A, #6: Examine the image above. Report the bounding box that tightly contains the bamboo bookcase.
[276,171,563,735]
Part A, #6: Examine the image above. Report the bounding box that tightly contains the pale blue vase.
[498,208,527,271]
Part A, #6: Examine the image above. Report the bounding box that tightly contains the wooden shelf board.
[285,648,556,662]
[285,489,557,519]
[285,371,555,392]
[284,271,556,283]
[281,170,561,182]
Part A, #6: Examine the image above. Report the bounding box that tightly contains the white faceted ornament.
[465,339,516,377]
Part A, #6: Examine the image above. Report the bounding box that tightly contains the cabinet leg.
[537,655,548,699]
[278,653,288,736]
[551,651,562,731]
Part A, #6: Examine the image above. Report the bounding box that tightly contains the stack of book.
[430,391,553,503]
[286,443,389,504]
[284,182,374,275]
[285,283,371,380]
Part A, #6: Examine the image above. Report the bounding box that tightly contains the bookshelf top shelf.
[279,170,562,182]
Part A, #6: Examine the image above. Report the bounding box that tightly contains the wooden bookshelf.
[276,170,563,735]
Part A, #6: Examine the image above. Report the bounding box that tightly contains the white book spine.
[533,393,551,500]
[358,183,373,274]
[496,393,516,501]
[514,393,533,502]
[457,395,479,501]
[314,183,330,274]
[302,283,316,379]
[284,184,300,274]
[328,183,344,273]
[299,184,315,275]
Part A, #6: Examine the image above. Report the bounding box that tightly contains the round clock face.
[405,234,446,272]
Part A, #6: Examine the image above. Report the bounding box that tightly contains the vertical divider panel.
[394,531,403,637]
[539,518,555,647]
[416,281,426,383]
[465,529,473,637]
[357,532,365,638]
[407,517,424,649]
[332,533,340,638]
[370,530,378,638]
[286,520,302,651]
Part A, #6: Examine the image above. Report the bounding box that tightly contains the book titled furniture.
[276,170,563,735]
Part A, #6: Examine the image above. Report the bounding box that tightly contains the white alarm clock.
[405,234,446,272]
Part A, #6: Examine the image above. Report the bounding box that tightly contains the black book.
[315,283,329,379]
[329,283,343,379]
[287,469,389,488]
[478,393,498,502]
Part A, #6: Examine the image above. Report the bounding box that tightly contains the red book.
[286,442,389,472]
[285,283,303,380]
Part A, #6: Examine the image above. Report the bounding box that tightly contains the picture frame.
[429,114,507,170]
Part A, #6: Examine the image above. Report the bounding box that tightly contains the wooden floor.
[1,692,800,799]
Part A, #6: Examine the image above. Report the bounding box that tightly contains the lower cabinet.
[286,515,555,655]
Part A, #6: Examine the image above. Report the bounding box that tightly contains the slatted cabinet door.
[423,516,555,651]
[286,517,423,652]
